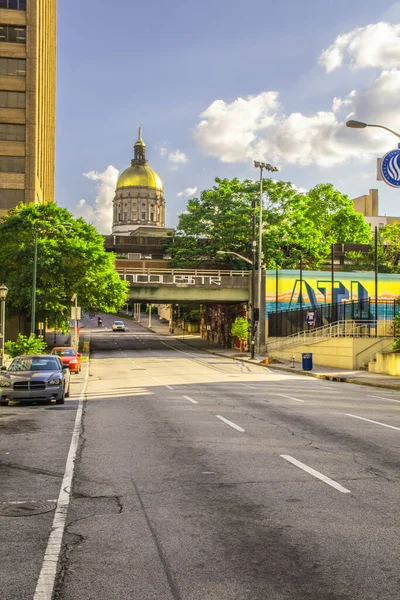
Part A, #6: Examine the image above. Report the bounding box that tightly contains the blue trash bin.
[302,353,313,371]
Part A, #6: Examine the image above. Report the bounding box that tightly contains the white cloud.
[169,150,189,164]
[194,70,400,168]
[75,165,119,234]
[177,186,198,198]
[319,22,400,72]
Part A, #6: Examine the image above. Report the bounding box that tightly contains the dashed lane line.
[281,455,351,494]
[183,395,198,404]
[165,385,174,390]
[346,413,400,431]
[368,395,400,404]
[276,393,305,403]
[215,415,245,433]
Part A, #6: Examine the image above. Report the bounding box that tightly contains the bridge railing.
[116,268,250,277]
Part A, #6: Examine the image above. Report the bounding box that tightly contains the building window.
[0,188,24,207]
[150,213,154,222]
[132,212,137,220]
[0,0,26,8]
[117,213,121,221]
[0,90,25,108]
[0,123,24,141]
[141,212,146,220]
[0,155,24,172]
[0,57,26,76]
[0,25,26,43]
[123,212,127,221]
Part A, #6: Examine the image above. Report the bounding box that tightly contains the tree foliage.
[0,203,129,329]
[165,177,372,269]
[5,334,47,358]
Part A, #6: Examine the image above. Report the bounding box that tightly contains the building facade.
[352,188,400,230]
[0,0,56,216]
[112,127,166,235]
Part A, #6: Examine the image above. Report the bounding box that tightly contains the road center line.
[368,395,400,404]
[281,455,351,494]
[215,414,245,432]
[33,357,90,600]
[183,395,198,404]
[165,385,174,390]
[346,413,400,431]
[276,393,305,403]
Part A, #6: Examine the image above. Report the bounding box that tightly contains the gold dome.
[116,165,163,190]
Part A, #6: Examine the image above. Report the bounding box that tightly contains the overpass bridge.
[116,268,250,303]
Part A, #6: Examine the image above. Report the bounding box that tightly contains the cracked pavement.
[1,315,400,599]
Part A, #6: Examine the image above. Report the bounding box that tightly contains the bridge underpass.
[116,268,265,348]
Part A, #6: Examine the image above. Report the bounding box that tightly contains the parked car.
[51,346,82,373]
[0,355,70,406]
[112,320,126,332]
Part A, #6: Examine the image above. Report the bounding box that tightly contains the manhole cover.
[0,502,56,517]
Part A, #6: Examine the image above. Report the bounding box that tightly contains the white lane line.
[0,499,57,505]
[165,385,174,390]
[183,395,198,404]
[276,393,305,403]
[281,455,351,494]
[33,359,90,600]
[368,395,400,404]
[215,415,245,433]
[346,413,400,431]
[152,376,160,382]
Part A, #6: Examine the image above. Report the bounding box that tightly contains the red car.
[51,347,82,374]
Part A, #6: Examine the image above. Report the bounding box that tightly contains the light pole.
[346,120,400,139]
[217,250,255,357]
[0,284,8,367]
[254,161,278,352]
[31,222,72,335]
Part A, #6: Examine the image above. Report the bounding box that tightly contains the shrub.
[5,334,47,358]
[231,317,249,341]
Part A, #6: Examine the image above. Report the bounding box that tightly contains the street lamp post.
[0,284,8,367]
[254,161,278,353]
[346,120,400,139]
[216,250,255,357]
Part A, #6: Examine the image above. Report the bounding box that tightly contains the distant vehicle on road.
[0,355,70,406]
[112,320,126,332]
[98,317,102,327]
[51,346,82,373]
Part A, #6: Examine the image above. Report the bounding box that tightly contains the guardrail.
[116,268,249,277]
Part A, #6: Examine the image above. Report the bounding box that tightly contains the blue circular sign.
[380,149,400,188]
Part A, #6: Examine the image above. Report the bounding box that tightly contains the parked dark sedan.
[0,354,70,406]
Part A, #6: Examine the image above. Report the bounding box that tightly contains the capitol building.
[112,127,166,235]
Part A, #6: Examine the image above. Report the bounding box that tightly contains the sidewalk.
[138,314,400,391]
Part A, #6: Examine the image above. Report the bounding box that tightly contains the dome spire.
[133,124,147,165]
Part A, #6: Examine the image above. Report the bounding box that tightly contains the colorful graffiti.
[265,269,400,314]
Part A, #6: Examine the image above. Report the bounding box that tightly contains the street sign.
[379,146,400,188]
[71,307,81,320]
[306,310,316,327]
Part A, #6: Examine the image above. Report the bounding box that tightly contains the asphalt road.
[1,314,400,599]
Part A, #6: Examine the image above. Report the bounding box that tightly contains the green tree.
[0,203,129,330]
[166,178,372,269]
[5,334,47,358]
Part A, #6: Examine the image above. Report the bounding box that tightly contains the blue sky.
[56,0,400,232]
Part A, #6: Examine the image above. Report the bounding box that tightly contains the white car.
[112,320,126,332]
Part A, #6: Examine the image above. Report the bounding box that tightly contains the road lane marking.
[368,395,400,404]
[152,377,160,381]
[346,413,400,431]
[165,385,174,390]
[215,415,245,432]
[33,358,90,600]
[183,395,198,404]
[280,455,351,494]
[276,393,305,403]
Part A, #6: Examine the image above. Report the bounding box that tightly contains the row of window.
[0,154,24,172]
[0,24,26,43]
[0,0,26,9]
[0,90,24,108]
[0,188,24,206]
[117,213,156,222]
[0,57,25,76]
[0,123,24,140]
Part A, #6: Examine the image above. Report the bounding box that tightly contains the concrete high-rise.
[0,0,56,216]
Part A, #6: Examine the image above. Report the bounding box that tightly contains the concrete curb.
[137,321,400,391]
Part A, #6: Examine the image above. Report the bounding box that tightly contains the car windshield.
[53,349,75,357]
[114,322,123,325]
[8,358,61,372]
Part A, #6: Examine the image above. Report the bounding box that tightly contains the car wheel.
[65,385,70,398]
[0,400,8,407]
[56,391,65,405]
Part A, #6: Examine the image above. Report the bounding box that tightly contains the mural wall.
[266,269,400,314]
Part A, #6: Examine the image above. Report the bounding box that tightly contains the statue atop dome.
[112,127,166,235]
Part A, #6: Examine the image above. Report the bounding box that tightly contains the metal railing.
[267,319,395,353]
[116,267,249,277]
